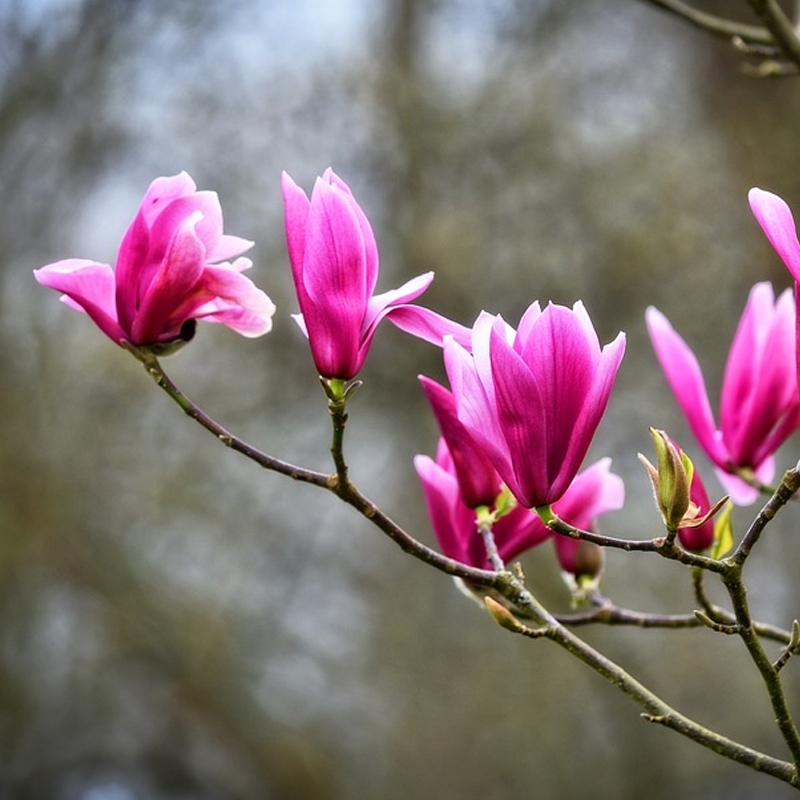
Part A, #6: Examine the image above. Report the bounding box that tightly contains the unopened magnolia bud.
[639,428,692,531]
[484,596,524,633]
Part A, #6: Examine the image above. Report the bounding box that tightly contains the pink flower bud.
[282,168,440,379]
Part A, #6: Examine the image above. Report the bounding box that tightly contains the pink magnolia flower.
[34,172,275,350]
[443,301,626,509]
[646,283,800,504]
[283,169,473,380]
[414,440,623,572]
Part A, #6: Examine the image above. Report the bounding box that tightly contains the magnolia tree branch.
[719,467,800,767]
[128,349,800,788]
[491,582,800,786]
[127,347,501,587]
[746,0,800,68]
[542,512,727,573]
[637,0,800,74]
[732,464,800,564]
[723,566,800,767]
[637,0,775,45]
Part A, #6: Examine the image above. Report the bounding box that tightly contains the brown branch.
[637,0,774,45]
[746,0,800,69]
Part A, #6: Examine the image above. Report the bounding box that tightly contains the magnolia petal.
[303,177,370,312]
[132,211,206,343]
[387,305,473,350]
[137,172,197,227]
[193,266,276,337]
[486,324,549,507]
[444,334,516,497]
[281,171,312,300]
[364,271,435,331]
[114,208,151,334]
[514,301,543,346]
[516,304,602,490]
[420,375,500,508]
[749,188,800,281]
[321,169,380,296]
[414,453,483,566]
[645,307,728,468]
[555,332,626,502]
[720,282,775,451]
[34,259,126,344]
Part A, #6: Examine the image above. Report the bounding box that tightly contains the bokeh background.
[4,1,800,798]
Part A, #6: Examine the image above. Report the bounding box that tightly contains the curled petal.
[386,305,474,350]
[646,307,727,468]
[192,265,276,336]
[749,188,800,281]
[34,259,126,343]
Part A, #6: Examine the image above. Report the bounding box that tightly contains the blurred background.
[3,0,800,797]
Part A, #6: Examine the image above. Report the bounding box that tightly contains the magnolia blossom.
[283,169,474,380]
[443,301,625,509]
[646,283,800,504]
[34,172,274,350]
[414,440,623,573]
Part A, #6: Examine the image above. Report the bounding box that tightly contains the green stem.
[324,379,350,489]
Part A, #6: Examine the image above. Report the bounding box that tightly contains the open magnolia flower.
[443,301,626,509]
[34,172,275,352]
[646,283,800,504]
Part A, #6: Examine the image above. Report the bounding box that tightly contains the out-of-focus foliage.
[3,0,800,798]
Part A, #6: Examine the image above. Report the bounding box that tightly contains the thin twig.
[773,621,800,674]
[130,348,800,786]
[731,465,800,567]
[636,0,774,45]
[746,0,800,70]
[722,561,800,769]
[498,585,800,787]
[133,349,505,588]
[544,514,727,573]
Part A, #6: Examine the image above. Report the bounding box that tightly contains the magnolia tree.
[32,2,800,792]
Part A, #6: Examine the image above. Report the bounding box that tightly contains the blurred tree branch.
[638,0,800,74]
